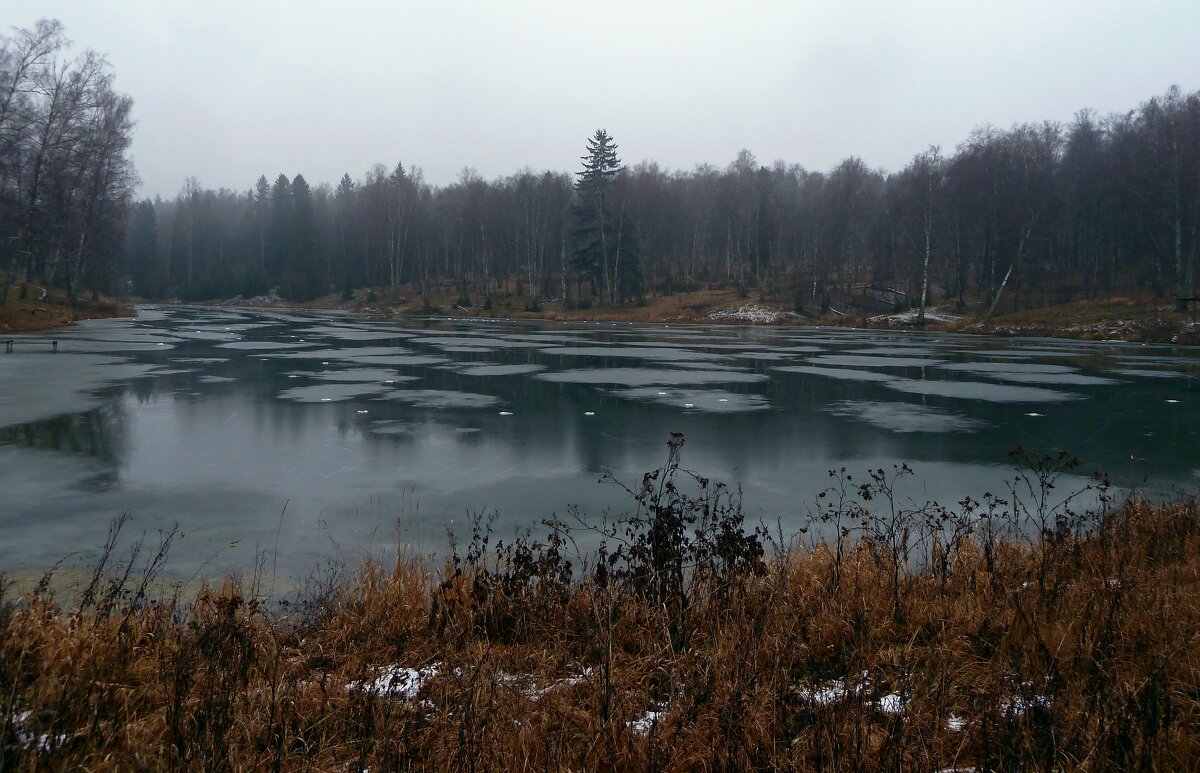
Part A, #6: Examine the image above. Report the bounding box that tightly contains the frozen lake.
[2,305,1198,579]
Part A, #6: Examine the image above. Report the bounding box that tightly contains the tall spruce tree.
[573,129,623,301]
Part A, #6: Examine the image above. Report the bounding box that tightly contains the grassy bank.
[0,279,133,334]
[221,282,1200,345]
[3,440,1198,770]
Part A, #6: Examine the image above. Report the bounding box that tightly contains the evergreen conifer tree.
[573,129,623,301]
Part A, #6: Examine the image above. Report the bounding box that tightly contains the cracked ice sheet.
[773,365,895,382]
[825,400,988,433]
[303,368,415,383]
[540,345,730,363]
[294,325,413,341]
[939,361,1121,386]
[0,353,157,429]
[277,383,390,402]
[455,363,546,376]
[885,379,1081,403]
[535,368,766,387]
[609,387,771,413]
[376,389,501,409]
[808,354,945,368]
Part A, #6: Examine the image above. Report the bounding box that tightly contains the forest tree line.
[0,20,136,305]
[3,21,1199,314]
[121,86,1200,314]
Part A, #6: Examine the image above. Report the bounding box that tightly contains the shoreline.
[10,287,1194,346]
[201,289,1200,346]
[4,490,1197,770]
[0,293,135,335]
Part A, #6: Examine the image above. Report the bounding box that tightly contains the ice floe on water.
[455,363,546,376]
[939,362,1120,386]
[277,383,390,403]
[535,367,767,387]
[307,368,414,383]
[198,375,236,384]
[1112,368,1191,379]
[411,336,538,350]
[825,400,988,433]
[808,354,945,368]
[369,420,412,436]
[941,361,1076,374]
[295,325,410,341]
[351,354,450,367]
[851,346,944,357]
[609,387,771,412]
[217,340,315,351]
[773,365,896,382]
[733,351,796,361]
[0,353,158,428]
[540,345,728,363]
[885,379,1080,403]
[973,348,1080,359]
[171,329,241,341]
[376,389,501,409]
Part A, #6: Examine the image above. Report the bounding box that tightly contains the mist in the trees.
[1,19,1197,313]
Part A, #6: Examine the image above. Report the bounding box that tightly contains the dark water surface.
[2,305,1197,578]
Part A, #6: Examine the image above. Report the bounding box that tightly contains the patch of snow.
[877,693,905,716]
[347,664,438,699]
[709,304,795,324]
[630,705,668,735]
[795,671,871,707]
[9,712,70,752]
[868,306,963,326]
[946,714,967,732]
[1000,692,1051,718]
[496,667,593,700]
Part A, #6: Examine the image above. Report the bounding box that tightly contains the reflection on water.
[1,305,1198,579]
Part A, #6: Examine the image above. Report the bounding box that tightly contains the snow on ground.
[868,306,964,326]
[795,672,870,706]
[629,705,669,735]
[877,693,905,716]
[347,664,439,699]
[708,304,796,323]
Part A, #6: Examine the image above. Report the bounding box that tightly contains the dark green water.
[1,305,1197,578]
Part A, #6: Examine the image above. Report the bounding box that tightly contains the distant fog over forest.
[1,19,1198,315]
[119,87,1200,316]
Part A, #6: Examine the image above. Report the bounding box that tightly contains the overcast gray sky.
[5,1,1198,198]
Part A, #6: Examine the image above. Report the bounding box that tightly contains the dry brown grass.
[4,447,1199,771]
[0,277,133,334]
